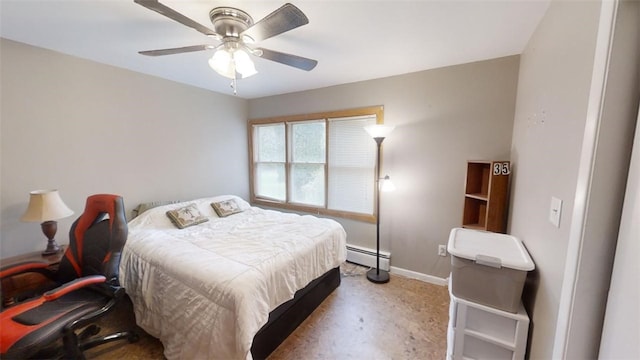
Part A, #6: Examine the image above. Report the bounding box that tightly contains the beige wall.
[0,38,250,258]
[508,1,601,357]
[509,0,640,358]
[249,56,520,278]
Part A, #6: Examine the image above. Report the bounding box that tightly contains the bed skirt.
[250,267,341,359]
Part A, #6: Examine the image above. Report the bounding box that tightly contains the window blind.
[327,115,377,214]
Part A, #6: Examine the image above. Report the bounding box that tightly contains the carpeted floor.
[81,263,450,360]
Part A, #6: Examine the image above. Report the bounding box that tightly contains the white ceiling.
[0,0,550,99]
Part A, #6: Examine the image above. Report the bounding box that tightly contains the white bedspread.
[119,196,347,360]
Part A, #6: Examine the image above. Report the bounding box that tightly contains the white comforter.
[119,195,347,360]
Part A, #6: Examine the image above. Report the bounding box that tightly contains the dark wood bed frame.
[250,267,341,359]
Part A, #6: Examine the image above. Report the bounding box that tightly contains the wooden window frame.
[248,106,384,223]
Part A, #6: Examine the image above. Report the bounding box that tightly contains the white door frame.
[553,0,640,357]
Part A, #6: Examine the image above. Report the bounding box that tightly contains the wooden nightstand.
[1,248,65,307]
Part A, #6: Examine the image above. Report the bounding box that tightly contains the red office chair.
[0,194,138,359]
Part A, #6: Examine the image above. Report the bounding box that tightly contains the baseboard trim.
[390,266,449,286]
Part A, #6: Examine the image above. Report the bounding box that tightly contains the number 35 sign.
[493,162,510,175]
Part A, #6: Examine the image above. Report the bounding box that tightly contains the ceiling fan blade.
[241,3,309,43]
[134,0,218,37]
[257,48,317,71]
[139,45,213,56]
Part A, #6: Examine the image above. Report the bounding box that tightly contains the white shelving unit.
[447,286,530,360]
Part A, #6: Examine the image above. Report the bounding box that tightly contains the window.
[254,123,285,201]
[290,120,325,206]
[249,106,383,222]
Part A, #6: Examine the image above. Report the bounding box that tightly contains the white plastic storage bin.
[447,228,534,313]
[448,285,530,360]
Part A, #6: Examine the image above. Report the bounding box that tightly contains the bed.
[119,195,347,359]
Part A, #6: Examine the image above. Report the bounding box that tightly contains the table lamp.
[21,189,74,255]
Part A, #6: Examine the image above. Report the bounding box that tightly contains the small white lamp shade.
[364,124,395,139]
[209,49,235,79]
[21,189,74,222]
[380,175,396,192]
[233,49,257,78]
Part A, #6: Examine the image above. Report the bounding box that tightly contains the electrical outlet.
[438,245,447,257]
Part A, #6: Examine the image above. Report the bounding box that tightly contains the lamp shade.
[364,124,395,139]
[380,175,396,192]
[21,189,74,222]
[209,49,235,79]
[233,49,257,78]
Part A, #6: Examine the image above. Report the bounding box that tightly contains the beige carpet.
[83,263,450,360]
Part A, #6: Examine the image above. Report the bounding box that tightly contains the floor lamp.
[364,124,395,284]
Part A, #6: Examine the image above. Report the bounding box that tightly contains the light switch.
[549,197,562,228]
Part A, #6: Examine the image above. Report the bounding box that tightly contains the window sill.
[252,198,376,224]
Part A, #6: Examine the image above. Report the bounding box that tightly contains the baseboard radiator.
[346,244,390,271]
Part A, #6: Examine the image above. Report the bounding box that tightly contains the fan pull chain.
[230,77,238,96]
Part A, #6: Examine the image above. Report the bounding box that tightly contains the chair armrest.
[42,275,106,301]
[0,261,51,279]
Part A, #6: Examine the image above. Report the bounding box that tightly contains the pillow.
[166,203,208,229]
[132,200,182,219]
[211,199,243,217]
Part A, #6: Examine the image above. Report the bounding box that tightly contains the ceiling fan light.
[209,49,235,79]
[234,49,257,78]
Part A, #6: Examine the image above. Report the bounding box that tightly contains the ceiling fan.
[135,0,318,93]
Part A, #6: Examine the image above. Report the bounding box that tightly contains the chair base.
[60,322,138,360]
[79,329,139,352]
[27,325,138,359]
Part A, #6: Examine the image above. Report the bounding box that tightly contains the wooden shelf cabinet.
[462,161,510,233]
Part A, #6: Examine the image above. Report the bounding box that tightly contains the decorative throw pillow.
[132,200,182,219]
[166,203,208,229]
[211,199,243,217]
